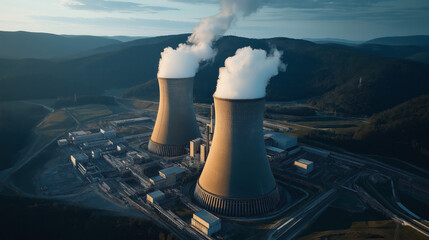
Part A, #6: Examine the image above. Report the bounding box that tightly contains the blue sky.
[1,0,429,41]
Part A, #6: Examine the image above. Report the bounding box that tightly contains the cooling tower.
[194,96,280,217]
[148,77,201,156]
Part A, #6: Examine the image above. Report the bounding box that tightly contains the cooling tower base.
[194,182,280,217]
[148,139,186,157]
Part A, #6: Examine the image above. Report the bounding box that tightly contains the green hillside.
[1,34,429,116]
[353,94,429,169]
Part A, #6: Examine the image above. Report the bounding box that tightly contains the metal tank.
[148,77,201,156]
[194,96,280,217]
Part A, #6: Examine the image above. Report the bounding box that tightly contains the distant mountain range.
[0,31,121,59]
[0,31,428,117]
[304,38,363,46]
[364,35,429,47]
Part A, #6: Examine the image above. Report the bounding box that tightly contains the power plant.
[194,96,280,217]
[148,77,201,156]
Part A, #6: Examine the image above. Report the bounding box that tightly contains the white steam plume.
[157,0,268,78]
[214,46,285,99]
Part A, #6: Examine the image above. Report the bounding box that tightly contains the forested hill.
[1,33,429,116]
[0,31,120,59]
[353,94,429,169]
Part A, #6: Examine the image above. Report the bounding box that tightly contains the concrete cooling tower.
[194,96,280,217]
[148,77,201,156]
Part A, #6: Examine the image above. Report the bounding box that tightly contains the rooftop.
[297,159,313,165]
[194,210,220,225]
[71,153,89,160]
[69,130,91,136]
[159,166,185,176]
[266,146,284,153]
[147,190,165,199]
[150,175,165,183]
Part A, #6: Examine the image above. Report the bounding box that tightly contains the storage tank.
[148,77,201,156]
[194,96,279,217]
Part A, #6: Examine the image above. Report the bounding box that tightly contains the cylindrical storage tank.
[194,96,279,217]
[148,77,201,156]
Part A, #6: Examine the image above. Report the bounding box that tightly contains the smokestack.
[148,77,201,156]
[194,96,280,217]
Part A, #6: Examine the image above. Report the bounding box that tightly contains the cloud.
[60,0,179,12]
[166,0,389,9]
[33,15,195,29]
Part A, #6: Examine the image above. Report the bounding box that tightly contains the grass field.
[69,104,113,122]
[297,204,427,240]
[37,109,75,139]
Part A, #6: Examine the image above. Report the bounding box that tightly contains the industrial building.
[191,210,221,236]
[57,139,68,147]
[200,144,208,162]
[100,127,116,138]
[149,166,186,189]
[147,190,165,204]
[91,149,102,159]
[159,166,186,186]
[195,97,280,217]
[190,138,203,158]
[111,117,151,127]
[264,132,298,150]
[68,130,91,138]
[148,77,201,156]
[70,153,89,166]
[117,144,126,152]
[149,175,166,189]
[294,159,314,174]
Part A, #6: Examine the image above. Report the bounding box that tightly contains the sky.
[1,0,429,41]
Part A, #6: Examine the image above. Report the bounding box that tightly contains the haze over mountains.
[0,31,428,117]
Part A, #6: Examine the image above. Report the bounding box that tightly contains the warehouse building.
[149,175,166,189]
[146,190,165,204]
[294,159,314,174]
[191,210,221,236]
[70,153,89,167]
[159,166,186,186]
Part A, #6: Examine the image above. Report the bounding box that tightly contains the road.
[268,188,338,240]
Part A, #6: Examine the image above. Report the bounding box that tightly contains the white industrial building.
[294,159,314,174]
[70,153,89,166]
[191,210,221,236]
[146,190,165,204]
[57,139,68,147]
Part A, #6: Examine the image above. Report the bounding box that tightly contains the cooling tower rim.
[213,95,265,102]
[196,180,279,200]
[157,76,195,80]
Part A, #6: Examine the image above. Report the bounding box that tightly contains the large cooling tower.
[194,96,280,217]
[148,77,201,156]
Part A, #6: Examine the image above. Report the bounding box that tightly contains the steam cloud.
[214,46,285,99]
[157,0,268,78]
